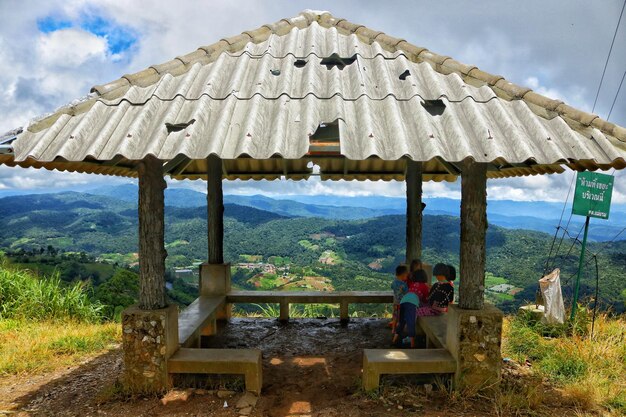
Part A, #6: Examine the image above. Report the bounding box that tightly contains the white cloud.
[0,165,127,191]
[37,28,107,67]
[524,76,589,111]
[0,0,624,205]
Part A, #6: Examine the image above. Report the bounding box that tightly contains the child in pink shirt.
[408,269,429,305]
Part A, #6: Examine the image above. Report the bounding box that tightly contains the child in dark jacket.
[417,263,454,316]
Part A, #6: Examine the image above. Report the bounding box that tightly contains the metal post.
[571,216,590,320]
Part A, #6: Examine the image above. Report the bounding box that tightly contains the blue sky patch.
[37,16,73,33]
[79,14,137,55]
[36,12,138,56]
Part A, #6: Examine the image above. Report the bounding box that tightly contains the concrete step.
[168,348,262,394]
[362,348,456,391]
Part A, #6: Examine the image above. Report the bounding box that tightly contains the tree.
[95,269,140,319]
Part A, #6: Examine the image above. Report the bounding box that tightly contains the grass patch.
[298,240,319,251]
[503,310,626,414]
[484,272,508,287]
[0,319,120,375]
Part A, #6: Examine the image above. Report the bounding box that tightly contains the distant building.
[174,269,194,279]
[236,262,277,274]
[489,284,515,294]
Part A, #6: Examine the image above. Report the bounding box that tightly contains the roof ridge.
[29,10,625,143]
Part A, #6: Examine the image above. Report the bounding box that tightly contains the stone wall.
[122,304,178,392]
[446,304,503,390]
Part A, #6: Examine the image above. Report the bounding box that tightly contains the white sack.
[539,268,565,324]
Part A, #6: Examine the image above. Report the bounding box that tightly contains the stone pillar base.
[446,304,503,390]
[200,263,232,319]
[122,304,179,393]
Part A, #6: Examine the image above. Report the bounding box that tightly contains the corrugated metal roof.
[5,10,626,181]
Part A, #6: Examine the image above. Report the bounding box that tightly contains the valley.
[0,187,624,317]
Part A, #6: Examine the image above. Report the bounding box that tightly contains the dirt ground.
[0,318,589,417]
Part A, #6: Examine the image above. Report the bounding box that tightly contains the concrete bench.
[362,348,456,391]
[417,314,448,348]
[227,290,393,321]
[178,296,225,347]
[168,348,262,394]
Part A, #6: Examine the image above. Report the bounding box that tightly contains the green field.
[485,272,508,287]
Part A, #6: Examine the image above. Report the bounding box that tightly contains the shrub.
[0,261,102,322]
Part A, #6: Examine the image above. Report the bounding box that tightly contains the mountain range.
[86,184,626,242]
[0,188,624,313]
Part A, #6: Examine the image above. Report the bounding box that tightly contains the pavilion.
[1,10,624,393]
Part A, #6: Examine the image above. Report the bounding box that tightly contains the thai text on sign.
[572,171,614,220]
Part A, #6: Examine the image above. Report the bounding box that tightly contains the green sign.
[572,171,614,219]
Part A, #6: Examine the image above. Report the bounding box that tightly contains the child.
[390,264,409,330]
[446,264,457,304]
[409,258,423,274]
[392,290,419,348]
[408,269,430,306]
[417,263,454,316]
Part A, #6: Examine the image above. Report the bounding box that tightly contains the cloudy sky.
[0,0,624,204]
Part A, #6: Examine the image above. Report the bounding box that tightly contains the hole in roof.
[421,100,446,116]
[310,120,340,142]
[270,69,281,76]
[308,120,341,156]
[294,59,307,68]
[399,70,411,80]
[320,53,357,70]
[165,118,196,134]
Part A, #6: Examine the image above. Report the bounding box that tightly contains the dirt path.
[0,351,456,417]
[0,319,589,417]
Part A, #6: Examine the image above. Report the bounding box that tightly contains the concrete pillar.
[121,304,178,392]
[445,304,503,389]
[200,263,232,319]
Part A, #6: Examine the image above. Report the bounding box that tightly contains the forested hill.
[86,183,626,241]
[0,191,623,313]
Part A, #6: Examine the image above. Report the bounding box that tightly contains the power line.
[543,172,576,274]
[589,226,626,259]
[561,225,626,288]
[591,0,626,113]
[607,69,626,120]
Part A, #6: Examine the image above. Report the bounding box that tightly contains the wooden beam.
[137,155,167,309]
[183,171,312,179]
[101,155,125,167]
[459,159,488,310]
[436,156,462,176]
[406,160,423,264]
[207,154,224,264]
[163,154,192,176]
